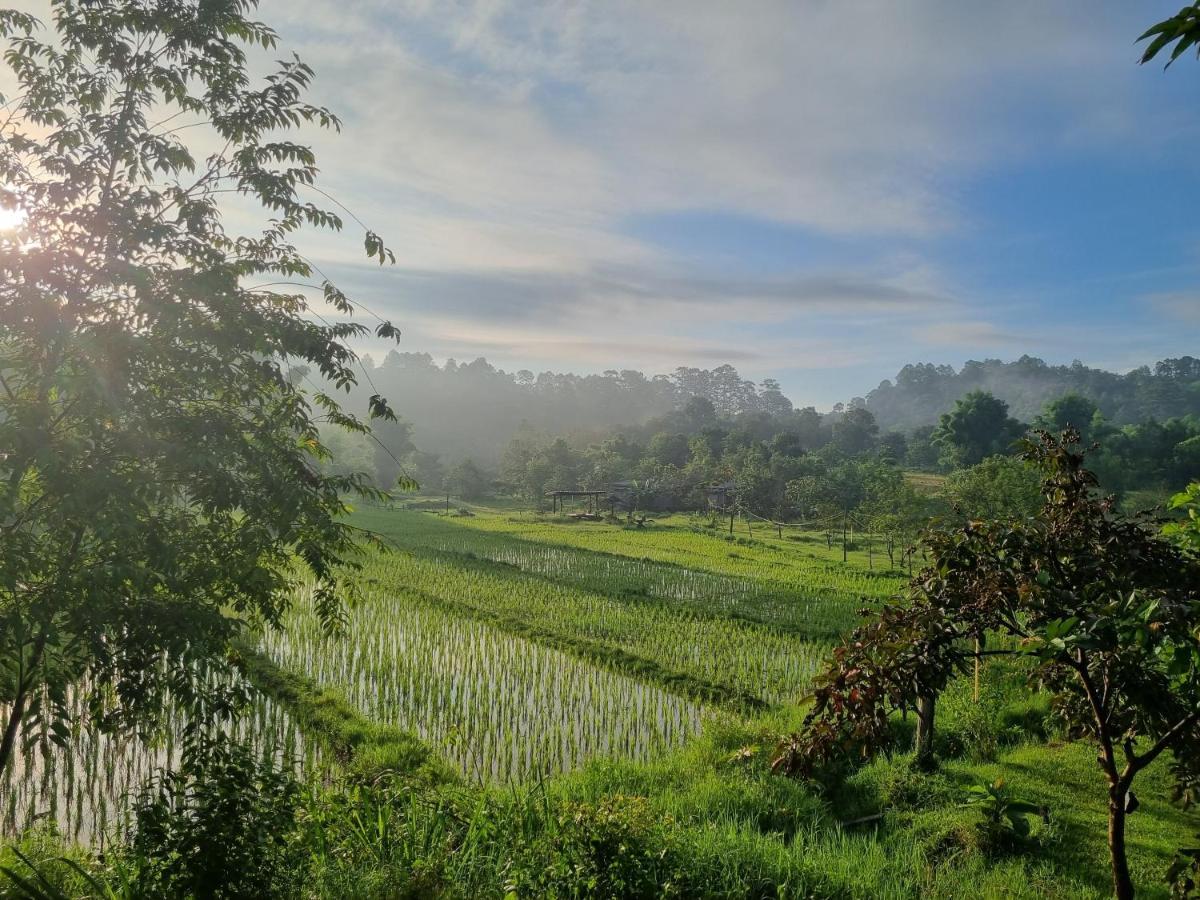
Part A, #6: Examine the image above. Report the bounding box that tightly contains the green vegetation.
[0,678,311,847]
[779,436,1200,899]
[0,0,401,785]
[262,569,707,783]
[231,642,449,785]
[2,3,1199,899]
[4,479,1200,897]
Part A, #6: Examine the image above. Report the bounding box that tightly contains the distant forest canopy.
[352,352,794,465]
[315,352,1200,516]
[865,355,1200,432]
[343,351,1200,465]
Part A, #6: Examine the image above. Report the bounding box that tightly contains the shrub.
[506,796,685,898]
[119,735,304,899]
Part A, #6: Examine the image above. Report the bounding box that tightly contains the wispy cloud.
[1144,292,1200,323]
[921,321,1031,347]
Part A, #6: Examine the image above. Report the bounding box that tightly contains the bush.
[118,735,304,899]
[506,796,685,898]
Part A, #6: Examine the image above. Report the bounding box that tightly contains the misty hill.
[359,353,795,465]
[357,352,1199,465]
[864,355,1200,432]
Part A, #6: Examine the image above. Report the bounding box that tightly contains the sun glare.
[0,206,25,232]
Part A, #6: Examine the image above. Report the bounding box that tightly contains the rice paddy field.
[2,504,869,841]
[4,504,1199,899]
[0,679,315,847]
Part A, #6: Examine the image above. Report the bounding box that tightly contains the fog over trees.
[338,351,1200,468]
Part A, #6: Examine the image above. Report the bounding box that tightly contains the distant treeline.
[351,353,794,465]
[864,355,1200,432]
[318,353,1200,511]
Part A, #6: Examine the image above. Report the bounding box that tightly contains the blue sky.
[262,0,1200,408]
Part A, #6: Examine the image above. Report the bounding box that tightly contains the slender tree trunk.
[1108,789,1134,900]
[0,636,42,778]
[914,693,936,769]
[0,685,28,778]
[974,635,981,703]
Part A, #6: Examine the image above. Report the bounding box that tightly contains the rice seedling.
[0,679,315,847]
[353,545,829,706]
[355,507,903,634]
[263,575,707,784]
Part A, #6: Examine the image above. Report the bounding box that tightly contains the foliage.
[1140,2,1200,66]
[932,391,1025,467]
[1,672,311,844]
[960,777,1042,847]
[507,795,684,898]
[0,0,398,777]
[3,506,1200,897]
[1034,393,1100,445]
[445,458,491,501]
[942,455,1042,522]
[118,735,304,899]
[867,355,1200,434]
[775,431,1200,898]
[1165,482,1200,552]
[832,407,879,455]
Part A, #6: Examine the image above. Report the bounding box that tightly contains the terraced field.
[4,505,887,838]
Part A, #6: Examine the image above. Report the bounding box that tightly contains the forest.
[328,355,1200,537]
[2,3,1199,900]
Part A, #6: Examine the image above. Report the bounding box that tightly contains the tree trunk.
[0,681,28,778]
[914,693,936,769]
[0,636,44,778]
[1108,790,1135,900]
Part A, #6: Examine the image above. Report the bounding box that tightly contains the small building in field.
[544,489,608,514]
[707,481,735,511]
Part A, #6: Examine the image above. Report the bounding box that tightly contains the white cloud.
[2,0,1183,403]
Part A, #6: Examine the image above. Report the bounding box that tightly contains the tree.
[932,390,1025,467]
[1035,392,1100,444]
[942,455,1042,521]
[370,418,416,490]
[859,472,929,570]
[832,407,878,455]
[646,431,690,468]
[775,433,1200,900]
[681,395,717,431]
[446,458,490,501]
[1139,2,1200,67]
[0,2,400,776]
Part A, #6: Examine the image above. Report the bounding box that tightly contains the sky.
[256,0,1200,408]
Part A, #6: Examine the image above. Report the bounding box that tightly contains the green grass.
[344,539,827,708]
[5,504,1198,898]
[354,505,897,634]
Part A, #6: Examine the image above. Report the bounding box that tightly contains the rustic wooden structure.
[545,489,608,514]
[706,481,735,510]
